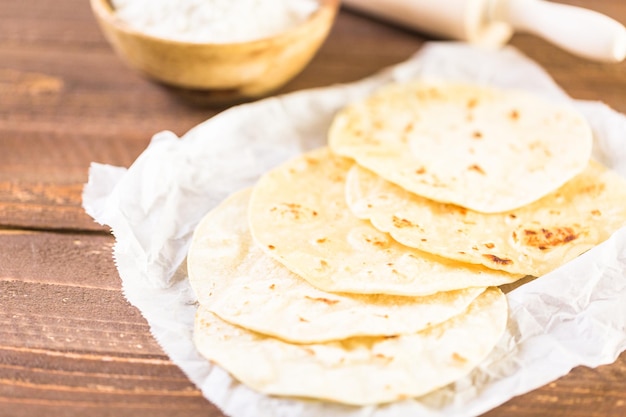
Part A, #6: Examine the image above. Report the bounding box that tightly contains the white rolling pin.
[342,0,626,63]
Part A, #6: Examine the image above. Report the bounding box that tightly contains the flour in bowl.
[111,0,320,43]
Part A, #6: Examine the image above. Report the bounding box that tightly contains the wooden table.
[1,1,625,416]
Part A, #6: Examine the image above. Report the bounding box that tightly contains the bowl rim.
[90,0,340,47]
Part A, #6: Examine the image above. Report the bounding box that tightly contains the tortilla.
[193,287,508,405]
[248,147,521,296]
[328,80,592,213]
[187,188,486,343]
[346,160,626,276]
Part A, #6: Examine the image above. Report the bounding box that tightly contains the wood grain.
[1,0,625,416]
[0,231,217,416]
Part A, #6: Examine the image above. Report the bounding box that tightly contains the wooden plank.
[0,230,120,289]
[0,346,216,417]
[0,229,219,416]
[0,182,105,231]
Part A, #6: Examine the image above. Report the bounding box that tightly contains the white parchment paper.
[83,42,626,417]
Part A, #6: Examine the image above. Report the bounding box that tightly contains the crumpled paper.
[83,42,626,417]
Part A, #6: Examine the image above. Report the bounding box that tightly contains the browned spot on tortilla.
[468,164,486,175]
[591,209,602,216]
[467,98,478,108]
[374,353,393,364]
[581,182,606,196]
[521,227,579,249]
[316,237,327,244]
[452,352,468,363]
[268,244,276,250]
[270,202,317,221]
[484,243,495,249]
[509,109,519,120]
[392,215,416,228]
[404,122,414,133]
[304,295,340,305]
[329,173,345,183]
[483,254,513,265]
[472,131,483,139]
[509,214,517,219]
[365,236,387,247]
[298,316,310,323]
[415,166,427,175]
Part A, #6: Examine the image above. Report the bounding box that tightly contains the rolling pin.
[343,0,626,62]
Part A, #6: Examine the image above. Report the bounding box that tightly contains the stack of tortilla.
[188,81,626,406]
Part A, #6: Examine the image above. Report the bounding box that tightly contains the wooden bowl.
[90,0,339,100]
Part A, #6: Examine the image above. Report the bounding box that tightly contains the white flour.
[111,0,320,43]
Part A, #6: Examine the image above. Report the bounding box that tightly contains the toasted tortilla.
[329,80,592,213]
[346,160,626,276]
[187,188,486,343]
[193,287,508,405]
[248,147,521,296]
